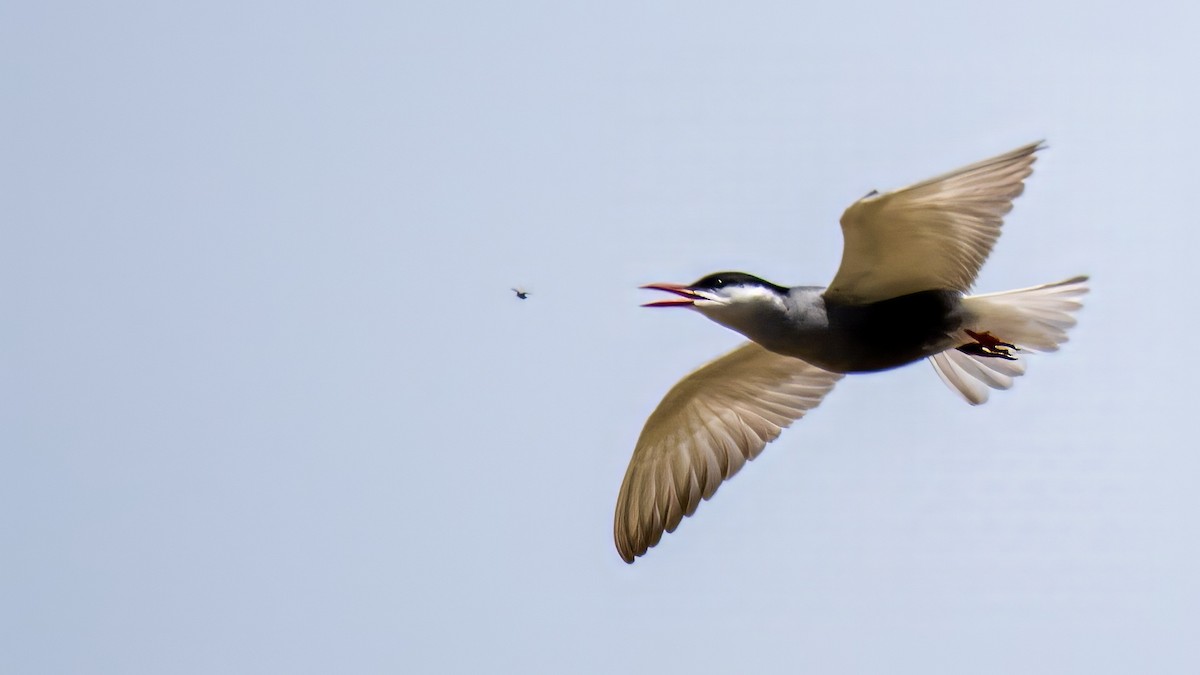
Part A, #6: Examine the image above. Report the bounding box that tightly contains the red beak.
[640,283,702,307]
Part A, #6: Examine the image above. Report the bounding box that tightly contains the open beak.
[640,283,702,308]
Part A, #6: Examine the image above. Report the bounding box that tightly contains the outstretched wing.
[614,342,842,563]
[825,142,1043,305]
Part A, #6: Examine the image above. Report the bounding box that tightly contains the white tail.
[930,276,1089,405]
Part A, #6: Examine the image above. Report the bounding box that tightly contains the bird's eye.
[712,278,725,288]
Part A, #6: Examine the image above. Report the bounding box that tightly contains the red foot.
[959,330,1019,360]
[964,330,1017,351]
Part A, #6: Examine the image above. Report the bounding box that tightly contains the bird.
[614,141,1088,563]
[511,288,530,300]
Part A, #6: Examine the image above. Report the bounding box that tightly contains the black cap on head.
[688,272,789,294]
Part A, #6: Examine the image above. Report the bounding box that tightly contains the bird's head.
[641,272,791,327]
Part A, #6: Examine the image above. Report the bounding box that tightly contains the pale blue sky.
[3,2,1198,673]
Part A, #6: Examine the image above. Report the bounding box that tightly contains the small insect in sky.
[511,288,530,300]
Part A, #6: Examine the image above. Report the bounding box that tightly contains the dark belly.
[822,290,965,372]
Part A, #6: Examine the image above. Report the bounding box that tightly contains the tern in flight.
[615,141,1088,563]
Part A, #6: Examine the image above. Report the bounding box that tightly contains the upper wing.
[613,342,842,563]
[824,142,1043,305]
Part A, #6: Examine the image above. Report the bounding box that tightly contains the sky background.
[3,2,1198,673]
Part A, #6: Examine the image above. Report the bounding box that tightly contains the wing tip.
[613,520,641,563]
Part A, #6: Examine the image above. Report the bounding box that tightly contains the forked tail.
[930,275,1089,405]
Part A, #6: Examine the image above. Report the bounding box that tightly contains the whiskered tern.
[615,141,1088,563]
